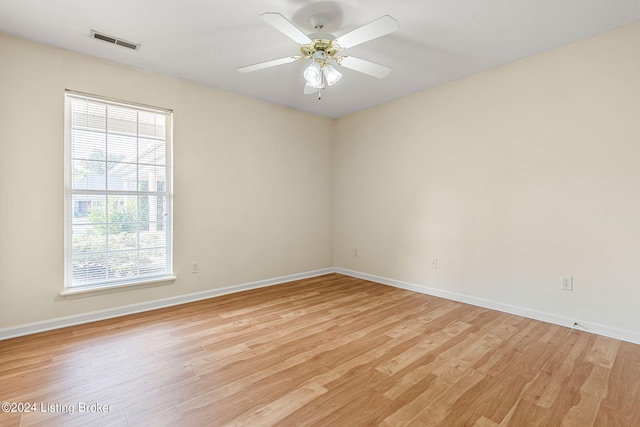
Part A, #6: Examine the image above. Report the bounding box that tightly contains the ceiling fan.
[239,12,399,99]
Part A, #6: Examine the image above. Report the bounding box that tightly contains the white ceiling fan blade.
[238,56,300,73]
[334,15,399,49]
[260,12,312,45]
[337,56,392,79]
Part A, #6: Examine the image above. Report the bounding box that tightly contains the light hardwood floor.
[1,274,639,426]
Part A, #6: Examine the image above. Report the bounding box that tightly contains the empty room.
[1,0,639,426]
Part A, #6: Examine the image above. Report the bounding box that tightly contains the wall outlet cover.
[560,275,573,291]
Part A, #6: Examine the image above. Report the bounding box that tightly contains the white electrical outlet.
[431,258,438,269]
[192,262,199,274]
[560,275,573,291]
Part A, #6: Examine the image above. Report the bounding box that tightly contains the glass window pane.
[107,162,137,191]
[139,249,167,275]
[140,227,166,249]
[71,129,106,160]
[138,165,165,190]
[72,194,106,224]
[138,111,165,139]
[71,99,106,132]
[72,194,91,221]
[139,138,165,165]
[72,252,107,286]
[109,227,139,250]
[138,194,150,230]
[72,160,106,190]
[72,224,107,253]
[108,134,137,164]
[106,195,138,224]
[108,105,137,135]
[108,251,139,279]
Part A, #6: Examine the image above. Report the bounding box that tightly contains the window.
[64,92,173,292]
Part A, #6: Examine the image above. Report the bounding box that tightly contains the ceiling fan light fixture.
[304,61,324,89]
[323,64,342,86]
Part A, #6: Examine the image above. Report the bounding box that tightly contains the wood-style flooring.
[1,274,639,426]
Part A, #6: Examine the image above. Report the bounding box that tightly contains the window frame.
[63,91,175,295]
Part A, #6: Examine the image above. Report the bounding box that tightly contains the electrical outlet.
[354,248,359,257]
[560,275,573,291]
[192,262,199,274]
[431,258,438,269]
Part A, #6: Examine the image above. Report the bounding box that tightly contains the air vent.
[90,30,140,51]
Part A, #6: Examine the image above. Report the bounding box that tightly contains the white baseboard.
[0,268,335,341]
[4,267,639,345]
[335,267,640,345]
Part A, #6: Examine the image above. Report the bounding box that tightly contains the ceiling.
[1,1,638,118]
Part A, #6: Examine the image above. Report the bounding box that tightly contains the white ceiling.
[1,1,638,118]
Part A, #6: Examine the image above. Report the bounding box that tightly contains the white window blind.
[64,92,173,290]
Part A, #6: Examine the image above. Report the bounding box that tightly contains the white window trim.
[63,90,175,294]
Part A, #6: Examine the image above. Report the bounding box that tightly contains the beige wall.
[335,24,640,333]
[335,22,640,335]
[0,34,334,328]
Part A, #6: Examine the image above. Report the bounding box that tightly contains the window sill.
[60,276,177,298]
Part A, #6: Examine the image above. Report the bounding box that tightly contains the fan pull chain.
[317,67,325,100]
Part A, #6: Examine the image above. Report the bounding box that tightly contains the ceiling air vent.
[90,30,140,51]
